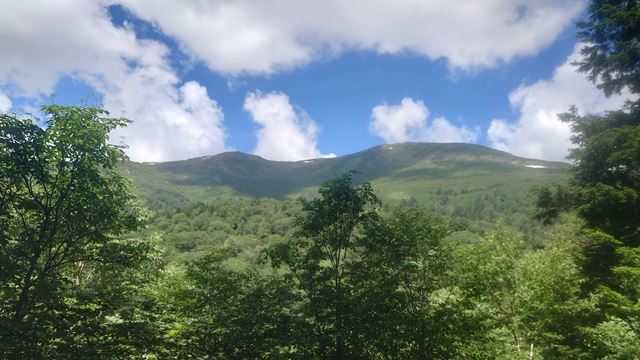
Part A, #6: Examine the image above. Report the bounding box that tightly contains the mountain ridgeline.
[122,142,567,227]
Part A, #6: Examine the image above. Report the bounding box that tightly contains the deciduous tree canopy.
[0,106,158,358]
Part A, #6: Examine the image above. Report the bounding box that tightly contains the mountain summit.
[121,142,566,214]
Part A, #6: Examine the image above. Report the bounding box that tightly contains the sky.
[0,0,630,162]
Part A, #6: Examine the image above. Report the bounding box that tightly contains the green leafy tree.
[353,210,475,359]
[453,227,586,359]
[51,235,164,358]
[583,316,640,359]
[163,250,301,359]
[0,106,153,357]
[268,173,379,358]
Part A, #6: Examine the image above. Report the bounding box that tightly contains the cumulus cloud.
[244,91,334,161]
[0,91,11,113]
[487,45,629,161]
[370,98,479,144]
[106,80,226,162]
[113,0,583,75]
[0,0,227,161]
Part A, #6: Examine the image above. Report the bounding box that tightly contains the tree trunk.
[13,253,41,321]
[335,270,343,359]
[13,271,34,320]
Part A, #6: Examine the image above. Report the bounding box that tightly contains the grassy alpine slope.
[121,142,567,227]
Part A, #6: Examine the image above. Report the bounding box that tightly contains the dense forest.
[1,1,639,358]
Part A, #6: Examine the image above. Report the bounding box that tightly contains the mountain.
[120,142,567,226]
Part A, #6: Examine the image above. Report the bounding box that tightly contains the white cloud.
[113,0,583,75]
[0,91,11,113]
[0,0,227,161]
[487,45,629,161]
[106,80,226,162]
[370,98,479,144]
[243,91,333,161]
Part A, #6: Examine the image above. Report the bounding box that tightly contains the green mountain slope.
[120,142,567,228]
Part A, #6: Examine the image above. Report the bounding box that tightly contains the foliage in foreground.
[0,104,633,359]
[156,175,589,359]
[534,1,640,357]
[0,106,161,358]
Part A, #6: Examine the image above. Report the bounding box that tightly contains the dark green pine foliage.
[559,108,640,294]
[571,0,640,296]
[535,0,640,356]
[576,0,640,106]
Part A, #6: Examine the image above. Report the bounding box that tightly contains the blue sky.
[0,1,627,162]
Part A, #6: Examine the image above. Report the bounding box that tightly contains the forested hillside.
[123,142,567,237]
[122,141,568,263]
[122,142,565,205]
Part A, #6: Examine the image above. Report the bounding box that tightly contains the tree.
[535,1,640,357]
[576,0,640,106]
[536,0,640,293]
[561,0,640,297]
[353,210,470,359]
[0,105,149,357]
[452,226,587,359]
[268,173,379,358]
[163,250,301,359]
